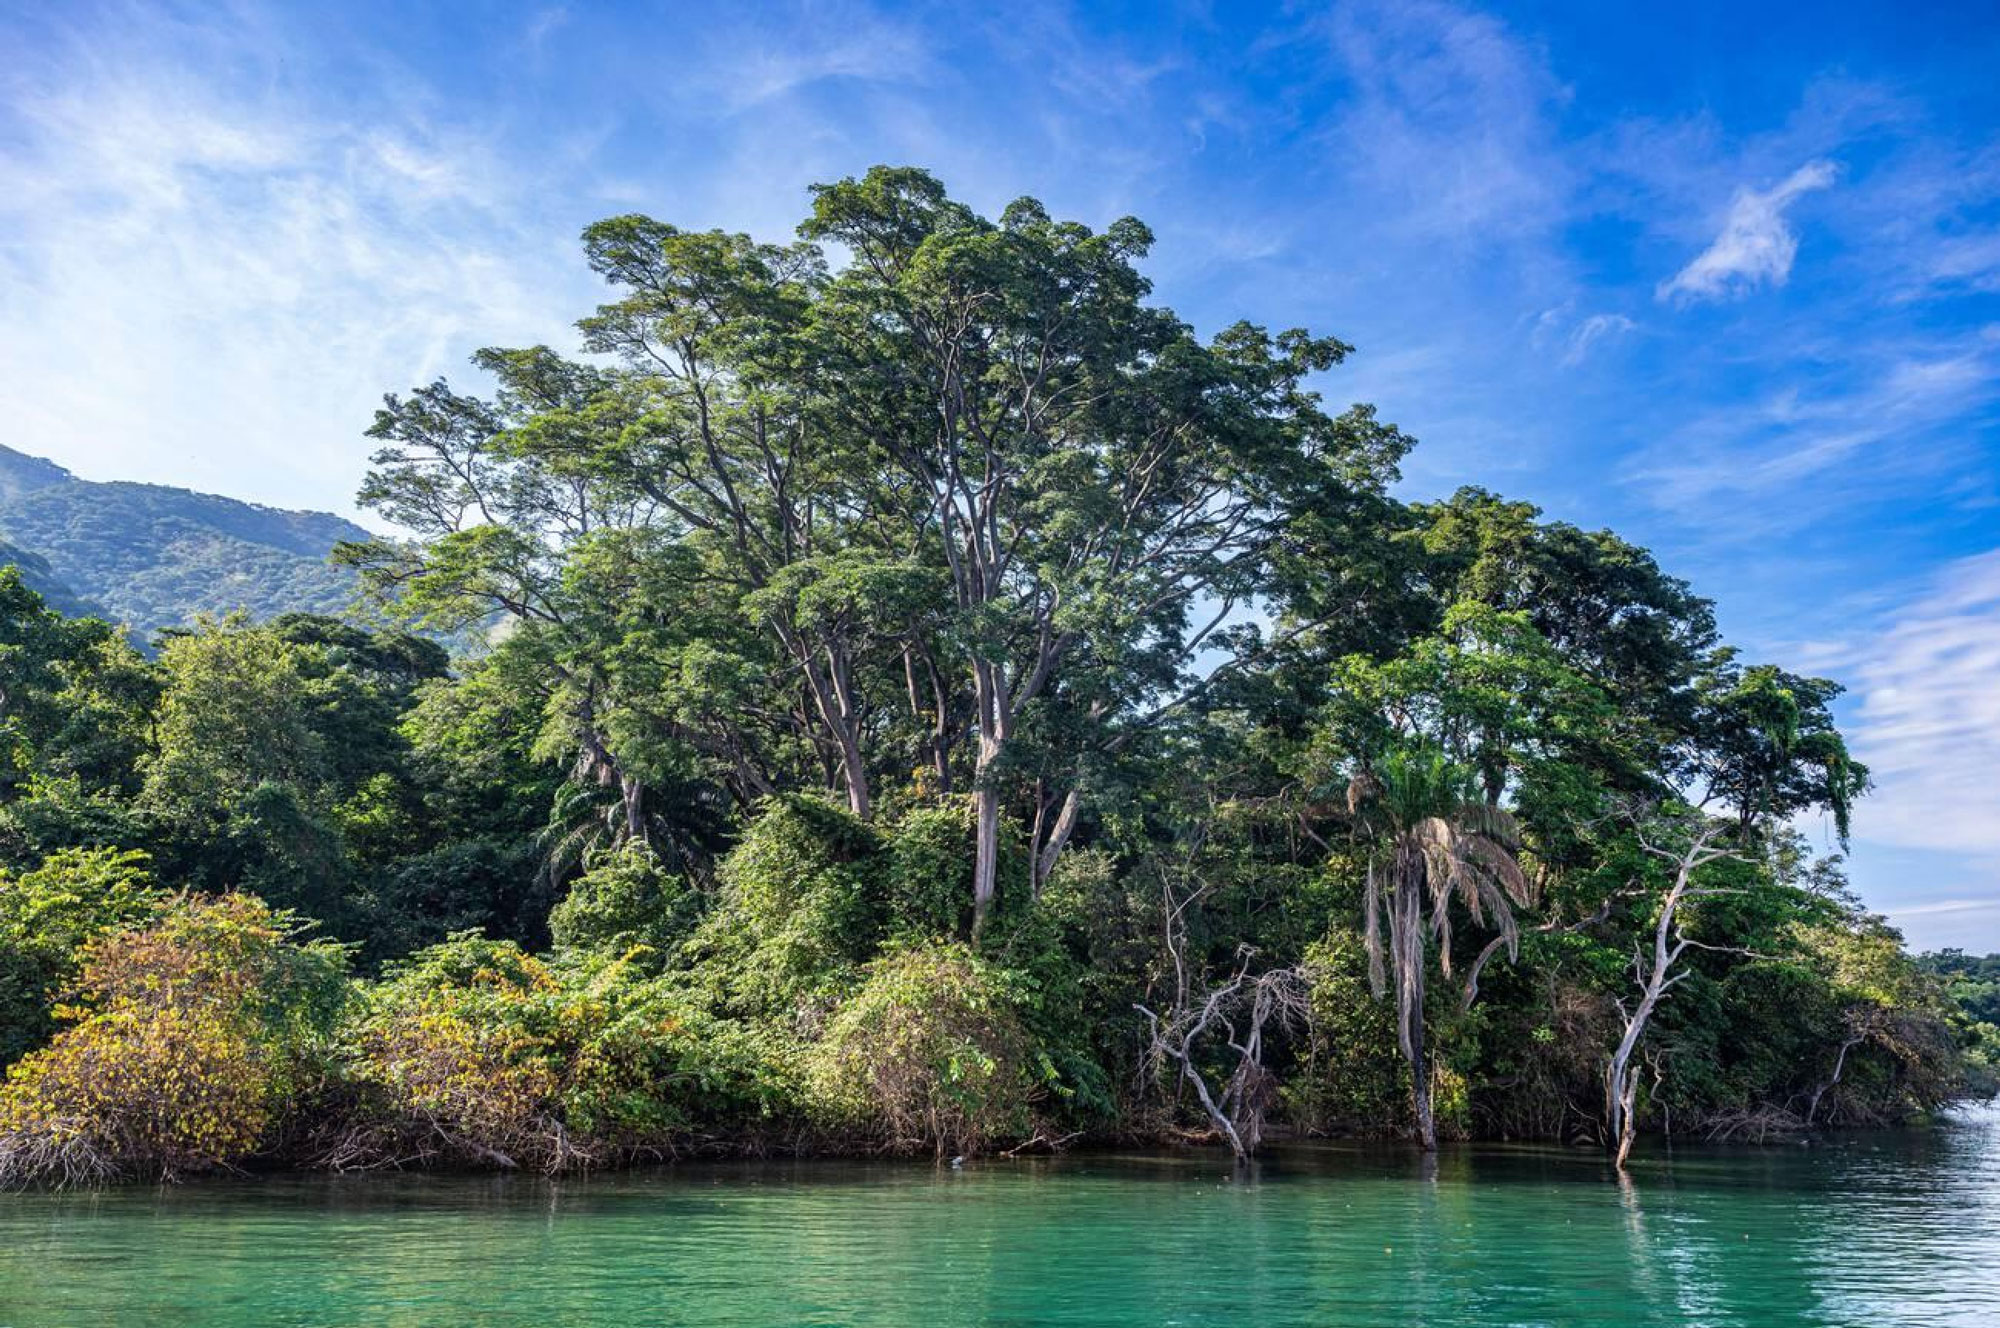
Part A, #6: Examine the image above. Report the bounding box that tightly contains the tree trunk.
[620,773,646,843]
[972,781,1001,938]
[1393,874,1437,1151]
[837,730,871,821]
[1603,823,1733,1170]
[1033,788,1082,895]
[1412,1050,1437,1153]
[1615,1084,1639,1168]
[970,660,1011,939]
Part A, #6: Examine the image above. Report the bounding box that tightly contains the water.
[2,1108,1995,1327]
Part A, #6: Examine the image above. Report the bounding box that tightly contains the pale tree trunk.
[1607,817,1737,1169]
[1033,789,1083,895]
[784,629,872,821]
[620,773,646,842]
[1391,869,1437,1152]
[970,658,1012,938]
[1137,867,1311,1161]
[1805,1020,1869,1127]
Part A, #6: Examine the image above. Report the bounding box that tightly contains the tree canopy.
[0,167,1975,1183]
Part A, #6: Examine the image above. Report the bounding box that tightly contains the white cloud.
[1624,330,2000,524]
[0,9,592,517]
[1527,306,1637,366]
[1563,313,1636,365]
[1657,159,1840,302]
[1844,550,2000,855]
[1319,0,1574,247]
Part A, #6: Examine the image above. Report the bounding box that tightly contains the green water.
[2,1109,1995,1327]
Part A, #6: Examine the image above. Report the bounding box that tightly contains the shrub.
[805,943,1034,1156]
[548,842,701,967]
[341,936,788,1172]
[0,848,159,1066]
[0,893,349,1184]
[884,801,978,939]
[1296,927,1408,1134]
[688,796,888,1018]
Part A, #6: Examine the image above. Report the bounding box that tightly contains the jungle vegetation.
[0,167,1985,1183]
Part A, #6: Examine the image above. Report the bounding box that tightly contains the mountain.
[0,536,105,618]
[0,445,369,638]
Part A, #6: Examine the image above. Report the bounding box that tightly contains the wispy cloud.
[1623,328,2000,529]
[1317,0,1574,248]
[1657,159,1840,302]
[1843,550,2000,857]
[1533,308,1637,366]
[0,7,591,515]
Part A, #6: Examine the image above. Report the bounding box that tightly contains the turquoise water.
[1,1109,1995,1326]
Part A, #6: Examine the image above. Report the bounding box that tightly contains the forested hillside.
[0,445,365,638]
[0,539,100,619]
[0,169,1983,1186]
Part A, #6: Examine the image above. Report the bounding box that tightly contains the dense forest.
[0,168,1990,1185]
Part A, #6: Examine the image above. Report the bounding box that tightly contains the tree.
[798,168,1408,928]
[0,569,154,824]
[346,165,1411,936]
[139,616,448,928]
[1135,846,1311,1159]
[1602,806,1744,1167]
[1689,656,1868,843]
[1344,742,1532,1150]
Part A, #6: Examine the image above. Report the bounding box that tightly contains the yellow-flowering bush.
[341,935,788,1173]
[0,893,348,1185]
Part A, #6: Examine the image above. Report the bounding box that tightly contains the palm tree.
[1348,741,1533,1151]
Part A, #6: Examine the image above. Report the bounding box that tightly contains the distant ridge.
[0,445,369,638]
[0,536,104,619]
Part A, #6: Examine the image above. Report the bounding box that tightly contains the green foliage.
[0,848,159,1066]
[0,172,1972,1176]
[347,936,787,1170]
[1297,927,1408,1130]
[0,893,348,1183]
[351,838,547,968]
[689,796,889,1016]
[549,843,701,966]
[884,801,979,940]
[805,943,1035,1156]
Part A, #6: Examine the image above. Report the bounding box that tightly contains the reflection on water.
[0,1106,1994,1326]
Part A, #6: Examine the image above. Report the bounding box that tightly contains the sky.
[2,0,1998,946]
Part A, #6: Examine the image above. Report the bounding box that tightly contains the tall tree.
[347,166,1410,933]
[1345,742,1532,1150]
[1689,656,1868,843]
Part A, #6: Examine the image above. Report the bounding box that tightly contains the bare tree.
[1605,808,1743,1167]
[1136,865,1312,1160]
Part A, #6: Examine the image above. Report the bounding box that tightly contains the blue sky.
[3,0,1998,946]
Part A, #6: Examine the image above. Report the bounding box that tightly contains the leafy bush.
[0,848,159,1066]
[805,943,1034,1156]
[341,935,788,1172]
[1296,927,1407,1134]
[548,842,702,967]
[688,796,888,1018]
[0,893,349,1184]
[884,801,978,939]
